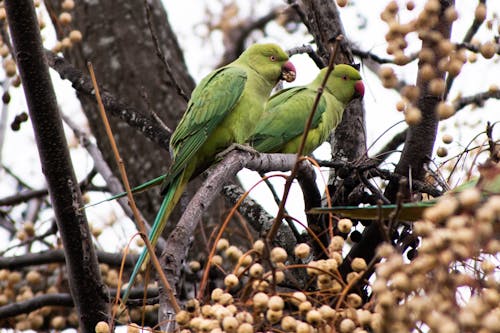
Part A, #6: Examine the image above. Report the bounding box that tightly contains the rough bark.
[4,0,108,331]
[44,0,195,226]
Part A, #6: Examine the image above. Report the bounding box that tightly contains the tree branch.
[0,249,139,270]
[160,151,315,297]
[44,50,171,150]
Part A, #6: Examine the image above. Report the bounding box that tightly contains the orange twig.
[87,62,180,313]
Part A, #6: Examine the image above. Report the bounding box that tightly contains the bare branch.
[454,89,500,112]
[0,249,139,270]
[44,50,171,149]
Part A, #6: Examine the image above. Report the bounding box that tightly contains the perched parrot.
[122,43,296,301]
[249,64,364,155]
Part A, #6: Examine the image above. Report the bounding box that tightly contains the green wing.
[166,67,247,183]
[250,87,326,153]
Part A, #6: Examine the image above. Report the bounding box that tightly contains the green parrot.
[122,43,295,301]
[249,64,364,155]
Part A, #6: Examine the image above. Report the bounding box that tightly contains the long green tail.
[82,174,166,210]
[121,175,185,303]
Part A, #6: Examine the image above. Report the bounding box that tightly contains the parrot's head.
[242,43,296,84]
[324,64,364,105]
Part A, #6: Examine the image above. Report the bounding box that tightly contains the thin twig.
[86,63,180,313]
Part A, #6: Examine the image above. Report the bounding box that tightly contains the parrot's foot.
[216,143,259,160]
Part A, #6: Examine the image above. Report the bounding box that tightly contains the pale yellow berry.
[329,236,345,251]
[268,295,284,311]
[419,63,435,81]
[222,316,239,332]
[61,37,72,49]
[290,291,307,306]
[391,272,411,291]
[224,274,239,289]
[211,288,224,302]
[299,301,313,314]
[429,78,446,96]
[296,322,312,333]
[62,0,75,10]
[189,260,201,272]
[51,316,66,330]
[59,12,72,25]
[220,292,233,305]
[318,305,335,321]
[442,134,453,144]
[212,255,223,266]
[475,3,487,22]
[176,310,190,326]
[458,188,481,208]
[253,292,269,311]
[237,323,253,333]
[436,146,448,157]
[444,6,458,22]
[396,100,406,112]
[468,52,478,63]
[281,316,297,331]
[378,66,394,79]
[266,309,283,323]
[480,41,497,59]
[253,240,265,255]
[8,271,22,285]
[447,59,462,76]
[306,309,322,326]
[339,318,356,333]
[270,247,287,263]
[405,107,422,125]
[337,0,348,8]
[294,243,310,259]
[437,102,455,119]
[4,59,17,78]
[351,257,367,272]
[225,246,242,262]
[216,238,229,251]
[347,293,363,308]
[338,218,353,233]
[26,270,42,285]
[69,30,83,43]
[249,263,264,278]
[23,221,35,237]
[402,85,420,102]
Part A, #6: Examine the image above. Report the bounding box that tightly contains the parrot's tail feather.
[121,175,186,303]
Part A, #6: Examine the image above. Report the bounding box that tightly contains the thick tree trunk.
[45,0,195,226]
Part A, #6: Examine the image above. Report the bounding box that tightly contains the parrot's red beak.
[354,80,365,98]
[281,61,296,83]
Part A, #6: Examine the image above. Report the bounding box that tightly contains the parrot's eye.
[270,55,276,61]
[342,75,348,80]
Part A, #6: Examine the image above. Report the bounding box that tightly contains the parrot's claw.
[216,143,259,160]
